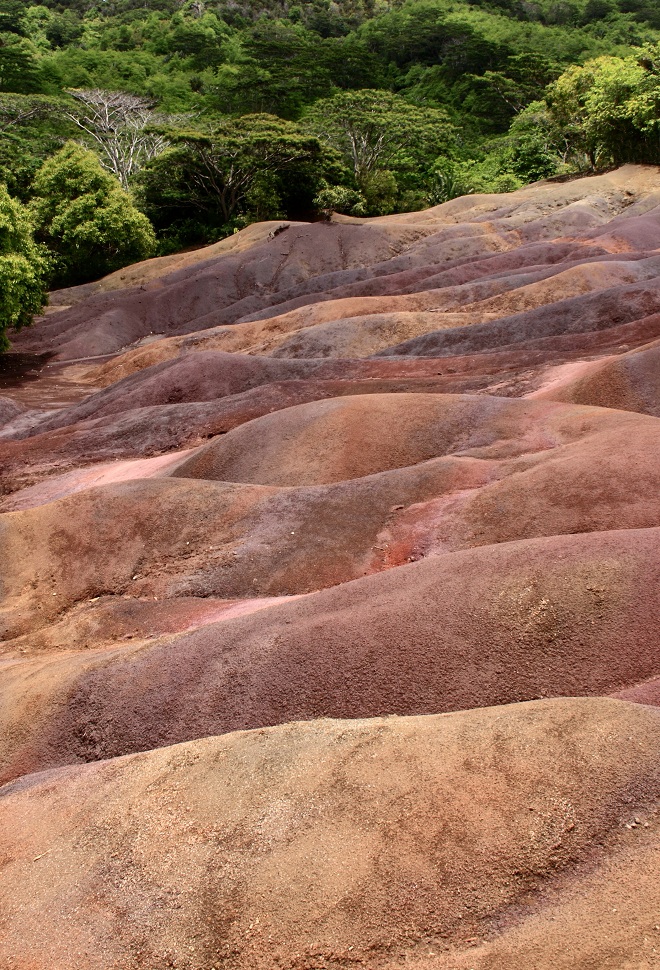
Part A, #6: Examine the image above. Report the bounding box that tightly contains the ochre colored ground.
[1,165,660,969]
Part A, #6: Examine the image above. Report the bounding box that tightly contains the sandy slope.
[1,527,658,784]
[1,166,660,969]
[1,698,660,970]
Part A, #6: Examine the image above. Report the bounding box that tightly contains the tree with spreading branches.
[139,113,333,241]
[65,88,171,189]
[302,90,455,188]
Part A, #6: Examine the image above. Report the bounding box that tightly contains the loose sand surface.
[1,166,660,969]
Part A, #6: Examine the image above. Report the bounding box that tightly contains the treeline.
[1,0,660,345]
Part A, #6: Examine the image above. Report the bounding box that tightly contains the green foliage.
[30,141,156,286]
[208,24,379,119]
[0,1,25,36]
[427,157,523,203]
[0,0,658,266]
[361,169,399,214]
[314,181,368,217]
[0,182,49,351]
[138,114,333,247]
[0,34,44,93]
[0,93,76,198]
[303,89,455,187]
[458,52,563,131]
[543,47,660,166]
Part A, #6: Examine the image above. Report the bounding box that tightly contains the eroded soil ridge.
[1,166,660,969]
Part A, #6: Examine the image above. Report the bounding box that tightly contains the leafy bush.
[427,158,523,203]
[0,182,49,350]
[545,47,660,167]
[30,141,156,286]
[314,182,368,217]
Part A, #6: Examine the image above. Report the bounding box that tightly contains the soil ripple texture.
[1,165,660,969]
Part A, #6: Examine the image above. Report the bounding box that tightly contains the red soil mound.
[172,391,558,486]
[47,219,311,303]
[532,337,660,416]
[2,167,660,968]
[2,527,658,781]
[78,251,654,383]
[0,455,495,643]
[3,396,659,651]
[376,279,660,358]
[1,698,659,970]
[0,447,194,510]
[7,320,659,490]
[6,355,468,438]
[0,379,494,486]
[613,674,660,706]
[169,395,660,556]
[171,392,659,488]
[0,396,24,427]
[13,220,427,360]
[11,166,660,363]
[262,257,660,359]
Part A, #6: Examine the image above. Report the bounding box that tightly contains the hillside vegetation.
[1,0,660,329]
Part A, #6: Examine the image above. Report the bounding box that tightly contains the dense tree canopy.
[1,0,660,345]
[543,47,660,165]
[139,114,334,245]
[303,90,455,185]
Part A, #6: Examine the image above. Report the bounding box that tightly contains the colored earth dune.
[1,165,660,969]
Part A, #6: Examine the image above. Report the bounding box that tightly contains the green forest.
[1,0,660,345]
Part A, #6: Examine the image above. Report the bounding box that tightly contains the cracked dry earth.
[1,165,660,969]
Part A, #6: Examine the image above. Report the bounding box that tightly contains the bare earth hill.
[1,165,660,969]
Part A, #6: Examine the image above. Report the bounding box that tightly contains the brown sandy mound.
[0,396,24,427]
[450,254,660,315]
[2,166,660,968]
[17,220,427,360]
[1,448,194,510]
[0,380,414,489]
[81,294,467,386]
[267,311,498,359]
[2,527,658,781]
[4,340,636,487]
[411,826,660,969]
[3,397,659,647]
[79,251,660,382]
[4,593,297,657]
[83,337,183,386]
[171,391,659,489]
[80,254,652,385]
[47,220,310,304]
[376,278,660,358]
[172,391,544,486]
[7,320,659,483]
[531,337,660,416]
[425,412,660,548]
[10,346,599,439]
[13,352,448,435]
[13,352,334,433]
[0,379,492,488]
[11,167,660,362]
[0,477,281,642]
[0,455,497,643]
[1,698,659,970]
[8,305,658,451]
